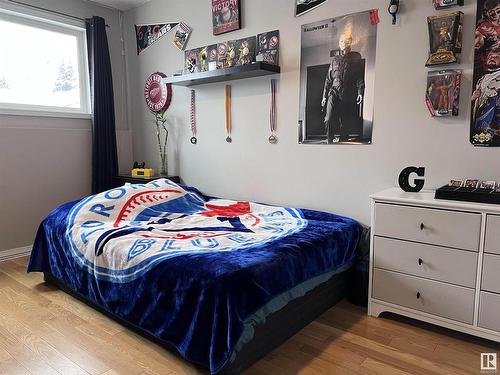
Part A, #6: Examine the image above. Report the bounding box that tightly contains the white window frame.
[0,5,91,119]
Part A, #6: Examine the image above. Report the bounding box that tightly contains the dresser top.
[371,188,500,214]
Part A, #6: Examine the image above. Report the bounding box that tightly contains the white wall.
[123,0,497,226]
[0,0,132,252]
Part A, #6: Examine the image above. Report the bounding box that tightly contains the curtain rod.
[7,0,110,27]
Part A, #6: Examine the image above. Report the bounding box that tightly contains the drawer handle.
[416,292,421,299]
[420,223,425,230]
[418,258,423,266]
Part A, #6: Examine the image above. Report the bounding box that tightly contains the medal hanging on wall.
[225,85,232,143]
[269,79,278,144]
[190,89,197,144]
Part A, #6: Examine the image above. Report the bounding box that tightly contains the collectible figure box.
[184,48,201,74]
[198,46,209,72]
[257,30,280,65]
[435,180,500,205]
[217,41,235,69]
[207,44,218,71]
[433,0,464,10]
[426,11,463,66]
[233,36,256,66]
[425,70,462,116]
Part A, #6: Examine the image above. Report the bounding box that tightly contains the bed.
[28,179,362,374]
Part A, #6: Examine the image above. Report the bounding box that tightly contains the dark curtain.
[86,16,118,194]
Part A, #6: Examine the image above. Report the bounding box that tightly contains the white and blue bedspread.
[28,179,361,373]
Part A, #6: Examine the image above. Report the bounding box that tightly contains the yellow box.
[131,168,155,178]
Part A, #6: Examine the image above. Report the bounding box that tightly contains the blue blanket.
[28,179,361,373]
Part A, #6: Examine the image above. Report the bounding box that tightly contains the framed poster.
[295,0,328,17]
[471,0,500,146]
[212,0,241,35]
[172,22,192,51]
[298,10,377,145]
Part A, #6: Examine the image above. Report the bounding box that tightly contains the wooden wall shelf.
[163,62,280,87]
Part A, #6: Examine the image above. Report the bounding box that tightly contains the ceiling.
[89,0,150,11]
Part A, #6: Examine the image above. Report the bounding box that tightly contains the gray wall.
[0,0,132,252]
[123,0,493,226]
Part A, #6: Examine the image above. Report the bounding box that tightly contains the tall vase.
[159,151,168,177]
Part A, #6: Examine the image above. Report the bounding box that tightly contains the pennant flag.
[135,22,179,55]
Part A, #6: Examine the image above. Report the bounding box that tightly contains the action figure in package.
[426,11,463,66]
[425,70,462,116]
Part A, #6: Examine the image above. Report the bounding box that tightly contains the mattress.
[28,179,361,373]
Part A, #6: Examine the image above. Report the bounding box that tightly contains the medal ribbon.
[269,79,278,143]
[190,90,197,143]
[225,85,232,141]
[270,79,277,135]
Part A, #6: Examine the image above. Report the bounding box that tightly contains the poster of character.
[135,22,179,55]
[471,0,500,146]
[212,0,241,35]
[257,30,280,65]
[295,0,329,17]
[298,11,377,144]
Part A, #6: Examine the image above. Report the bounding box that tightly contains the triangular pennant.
[135,22,180,55]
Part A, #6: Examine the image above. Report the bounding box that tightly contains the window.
[0,8,90,117]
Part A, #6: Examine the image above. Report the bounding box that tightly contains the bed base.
[44,270,348,374]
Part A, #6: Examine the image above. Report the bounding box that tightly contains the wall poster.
[212,0,241,35]
[298,10,377,145]
[471,0,500,146]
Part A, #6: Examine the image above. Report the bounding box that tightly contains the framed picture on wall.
[212,0,241,35]
[298,10,378,145]
[295,0,329,17]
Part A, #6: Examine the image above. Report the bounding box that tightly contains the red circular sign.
[144,72,172,113]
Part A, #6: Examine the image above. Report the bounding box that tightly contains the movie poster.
[298,11,377,145]
[135,22,179,55]
[212,0,241,35]
[471,0,500,146]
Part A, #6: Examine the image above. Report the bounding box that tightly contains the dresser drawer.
[482,253,500,294]
[372,269,475,324]
[479,291,500,332]
[374,237,477,288]
[374,204,481,251]
[485,215,500,255]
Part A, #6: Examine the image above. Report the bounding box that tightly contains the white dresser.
[369,188,500,342]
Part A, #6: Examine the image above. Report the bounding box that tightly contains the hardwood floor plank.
[0,258,497,375]
[0,357,32,375]
[360,358,415,375]
[0,329,61,375]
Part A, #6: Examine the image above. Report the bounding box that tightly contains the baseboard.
[0,245,32,262]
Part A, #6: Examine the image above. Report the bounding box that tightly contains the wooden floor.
[0,258,498,375]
